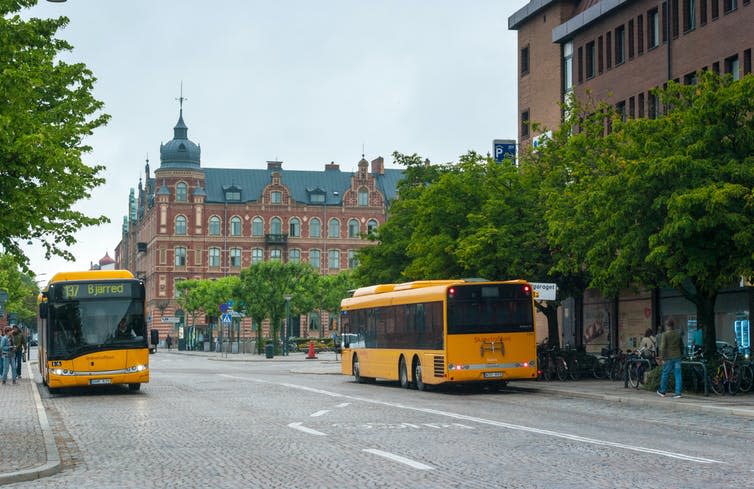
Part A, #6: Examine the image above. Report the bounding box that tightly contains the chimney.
[325,161,340,171]
[371,156,384,175]
[267,161,283,171]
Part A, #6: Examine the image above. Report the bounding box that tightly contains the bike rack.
[682,360,709,396]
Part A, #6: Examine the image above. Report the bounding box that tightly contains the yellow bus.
[38,270,149,392]
[340,279,537,390]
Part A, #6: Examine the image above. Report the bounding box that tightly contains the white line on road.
[219,374,722,465]
[335,402,350,408]
[362,449,434,471]
[288,422,327,436]
[310,410,330,417]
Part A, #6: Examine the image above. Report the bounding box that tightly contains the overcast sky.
[21,0,529,277]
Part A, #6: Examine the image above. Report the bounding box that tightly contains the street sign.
[221,313,232,324]
[530,282,557,301]
[161,316,181,323]
[219,302,228,313]
[493,139,516,162]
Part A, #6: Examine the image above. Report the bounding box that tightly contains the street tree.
[0,254,38,325]
[354,152,448,285]
[309,271,357,338]
[543,73,754,358]
[237,261,318,354]
[0,1,110,268]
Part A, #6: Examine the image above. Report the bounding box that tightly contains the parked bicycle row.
[535,343,754,395]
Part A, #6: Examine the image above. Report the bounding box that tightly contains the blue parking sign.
[493,139,516,162]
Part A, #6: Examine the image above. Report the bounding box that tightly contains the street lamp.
[283,295,292,356]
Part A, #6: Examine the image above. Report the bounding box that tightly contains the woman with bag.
[1,327,18,385]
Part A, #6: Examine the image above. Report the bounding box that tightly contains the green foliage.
[0,254,38,324]
[0,1,110,269]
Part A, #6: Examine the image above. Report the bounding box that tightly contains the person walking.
[657,319,684,398]
[166,334,173,350]
[638,328,657,357]
[12,325,26,379]
[1,327,18,385]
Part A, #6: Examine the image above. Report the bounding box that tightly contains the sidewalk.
[0,358,60,485]
[4,350,754,486]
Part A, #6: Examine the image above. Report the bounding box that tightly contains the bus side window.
[40,302,48,319]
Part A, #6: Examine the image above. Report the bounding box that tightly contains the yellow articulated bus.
[340,279,537,390]
[38,270,149,393]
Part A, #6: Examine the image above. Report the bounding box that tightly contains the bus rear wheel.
[413,358,426,391]
[128,383,141,391]
[399,357,410,389]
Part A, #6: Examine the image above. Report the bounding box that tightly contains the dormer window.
[271,191,282,204]
[309,193,325,204]
[176,182,188,202]
[223,185,242,202]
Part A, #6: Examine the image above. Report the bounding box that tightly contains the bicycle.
[537,344,569,381]
[627,347,657,389]
[709,346,741,395]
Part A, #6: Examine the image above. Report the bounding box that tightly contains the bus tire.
[128,383,141,391]
[399,357,410,389]
[413,358,426,391]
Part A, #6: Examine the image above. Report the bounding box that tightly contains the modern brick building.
[114,107,402,346]
[509,1,753,353]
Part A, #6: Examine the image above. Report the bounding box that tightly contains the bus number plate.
[90,379,112,385]
[484,372,503,378]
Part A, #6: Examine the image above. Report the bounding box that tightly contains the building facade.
[510,0,753,352]
[114,108,402,346]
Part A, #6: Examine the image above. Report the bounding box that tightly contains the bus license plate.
[484,372,503,378]
[90,379,112,385]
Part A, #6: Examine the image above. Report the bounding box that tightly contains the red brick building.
[509,1,753,352]
[114,108,402,345]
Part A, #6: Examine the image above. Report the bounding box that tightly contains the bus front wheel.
[413,358,426,391]
[399,357,410,389]
[128,383,141,391]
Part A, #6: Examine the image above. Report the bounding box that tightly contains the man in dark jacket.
[657,319,684,398]
[11,326,26,379]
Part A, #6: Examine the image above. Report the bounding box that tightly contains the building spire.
[176,81,188,116]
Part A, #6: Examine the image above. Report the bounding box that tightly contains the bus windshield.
[447,284,533,334]
[49,298,147,357]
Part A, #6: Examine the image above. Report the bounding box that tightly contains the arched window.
[175,215,187,235]
[309,249,320,269]
[328,218,340,238]
[209,216,221,236]
[175,247,187,266]
[252,248,264,264]
[230,248,241,267]
[328,249,340,270]
[367,219,378,234]
[270,249,282,261]
[289,249,300,263]
[176,182,188,202]
[358,188,369,206]
[289,218,300,237]
[309,218,321,238]
[252,217,264,236]
[270,217,282,235]
[348,250,358,268]
[230,216,242,236]
[348,219,360,238]
[208,247,221,267]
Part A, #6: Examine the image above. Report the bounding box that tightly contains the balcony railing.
[265,233,288,245]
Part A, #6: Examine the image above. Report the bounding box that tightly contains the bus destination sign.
[54,282,134,300]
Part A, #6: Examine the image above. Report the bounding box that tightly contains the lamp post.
[283,295,292,356]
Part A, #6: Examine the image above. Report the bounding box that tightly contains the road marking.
[453,423,474,429]
[335,402,350,408]
[219,374,722,465]
[400,423,420,428]
[363,449,434,470]
[311,410,330,417]
[423,423,442,429]
[288,422,326,436]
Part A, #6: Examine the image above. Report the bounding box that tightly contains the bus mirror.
[39,302,48,319]
[150,329,159,346]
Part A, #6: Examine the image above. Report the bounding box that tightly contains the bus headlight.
[52,369,74,376]
[447,364,469,371]
[126,364,147,373]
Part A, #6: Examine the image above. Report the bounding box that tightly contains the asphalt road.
[9,352,753,489]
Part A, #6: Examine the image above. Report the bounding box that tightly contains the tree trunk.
[693,292,717,360]
[535,301,560,348]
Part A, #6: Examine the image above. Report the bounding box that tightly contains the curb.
[511,384,754,419]
[0,361,61,486]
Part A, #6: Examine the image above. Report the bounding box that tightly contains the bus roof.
[48,270,135,284]
[344,279,529,308]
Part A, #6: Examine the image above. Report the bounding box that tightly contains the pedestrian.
[166,334,173,350]
[12,325,26,379]
[638,328,657,357]
[657,319,684,398]
[1,326,18,385]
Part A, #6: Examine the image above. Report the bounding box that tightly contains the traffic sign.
[219,302,228,313]
[530,283,557,301]
[221,313,232,324]
[161,316,181,323]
